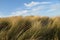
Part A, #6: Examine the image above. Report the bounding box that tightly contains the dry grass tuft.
[0,16,60,40]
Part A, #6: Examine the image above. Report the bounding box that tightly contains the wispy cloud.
[0,12,3,17]
[47,3,60,12]
[39,2,51,4]
[8,1,60,17]
[24,1,51,8]
[10,10,28,16]
[24,1,40,7]
[50,3,60,10]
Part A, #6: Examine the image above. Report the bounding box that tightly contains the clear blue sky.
[0,0,60,17]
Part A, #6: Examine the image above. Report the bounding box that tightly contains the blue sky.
[0,0,60,17]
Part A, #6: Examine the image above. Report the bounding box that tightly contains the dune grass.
[0,16,60,40]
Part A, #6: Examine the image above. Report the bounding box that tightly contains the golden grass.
[0,16,60,40]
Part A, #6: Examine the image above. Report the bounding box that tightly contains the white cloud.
[47,3,60,12]
[10,1,52,16]
[24,1,51,8]
[0,12,3,17]
[0,1,60,17]
[40,2,51,4]
[10,10,28,16]
[24,1,40,7]
[50,3,60,10]
[9,1,60,17]
[32,6,45,11]
[47,9,56,12]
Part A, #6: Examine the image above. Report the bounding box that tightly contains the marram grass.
[0,16,60,40]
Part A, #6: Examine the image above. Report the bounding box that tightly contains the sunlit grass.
[0,16,60,40]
